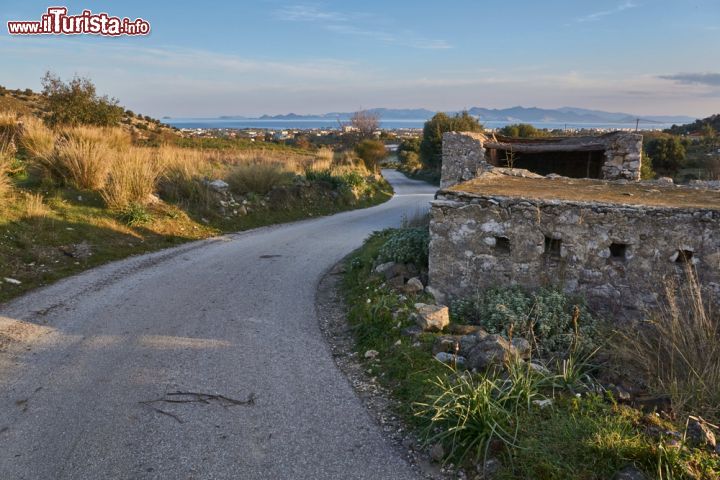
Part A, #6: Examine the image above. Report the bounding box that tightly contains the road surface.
[0,170,436,480]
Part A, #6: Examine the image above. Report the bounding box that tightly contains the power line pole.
[635,118,639,132]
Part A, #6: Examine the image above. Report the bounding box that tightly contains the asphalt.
[0,169,437,480]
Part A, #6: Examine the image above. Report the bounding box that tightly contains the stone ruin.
[429,132,720,320]
[440,131,643,188]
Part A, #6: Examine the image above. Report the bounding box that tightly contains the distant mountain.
[214,107,695,125]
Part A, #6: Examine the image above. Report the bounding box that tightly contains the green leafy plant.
[376,227,430,267]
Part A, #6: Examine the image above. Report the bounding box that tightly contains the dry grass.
[53,133,115,190]
[102,148,162,209]
[450,173,720,210]
[226,162,293,195]
[617,269,720,422]
[0,147,13,198]
[18,116,55,163]
[23,192,49,219]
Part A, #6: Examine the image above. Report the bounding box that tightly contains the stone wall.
[440,132,489,188]
[429,190,720,320]
[601,132,643,181]
[440,131,643,187]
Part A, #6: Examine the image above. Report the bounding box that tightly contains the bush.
[377,227,430,267]
[42,72,123,126]
[499,123,547,138]
[452,286,596,356]
[101,148,161,209]
[420,111,483,170]
[119,202,152,226]
[226,162,291,195]
[354,139,386,173]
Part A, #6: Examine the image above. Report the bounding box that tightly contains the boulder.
[413,304,450,332]
[424,286,447,305]
[208,179,229,191]
[511,337,532,359]
[613,465,649,480]
[466,334,517,371]
[403,277,424,294]
[432,335,460,355]
[435,352,466,367]
[386,275,405,290]
[374,262,410,281]
[687,417,717,450]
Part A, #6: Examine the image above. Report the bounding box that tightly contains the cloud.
[575,1,638,23]
[658,72,720,87]
[274,4,451,50]
[274,4,347,22]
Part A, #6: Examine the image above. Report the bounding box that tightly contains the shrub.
[226,162,291,195]
[354,139,386,173]
[101,148,161,209]
[617,271,720,423]
[420,111,483,170]
[42,72,123,126]
[119,202,152,226]
[377,227,430,267]
[451,286,596,356]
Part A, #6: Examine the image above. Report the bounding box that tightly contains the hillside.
[0,85,178,141]
[666,113,720,135]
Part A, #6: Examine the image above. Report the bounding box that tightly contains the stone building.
[440,131,643,188]
[429,133,720,320]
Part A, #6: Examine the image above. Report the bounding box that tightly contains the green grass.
[342,231,720,479]
[0,176,392,304]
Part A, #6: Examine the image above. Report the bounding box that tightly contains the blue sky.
[2,1,719,118]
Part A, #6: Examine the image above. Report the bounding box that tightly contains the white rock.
[3,278,21,285]
[364,349,379,359]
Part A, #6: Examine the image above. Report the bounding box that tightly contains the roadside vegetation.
[343,223,720,479]
[0,75,392,303]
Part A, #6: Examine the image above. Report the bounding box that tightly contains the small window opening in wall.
[544,236,561,258]
[675,249,694,263]
[495,236,510,254]
[609,243,628,260]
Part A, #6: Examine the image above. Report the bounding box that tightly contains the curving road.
[0,170,436,480]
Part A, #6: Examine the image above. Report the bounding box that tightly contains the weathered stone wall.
[429,191,720,320]
[440,131,643,187]
[440,132,489,188]
[601,132,643,181]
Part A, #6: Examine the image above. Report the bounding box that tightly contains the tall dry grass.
[618,268,720,422]
[226,162,293,195]
[18,116,56,177]
[53,134,115,190]
[0,144,13,198]
[102,148,162,209]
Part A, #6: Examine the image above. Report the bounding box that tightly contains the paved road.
[0,170,436,480]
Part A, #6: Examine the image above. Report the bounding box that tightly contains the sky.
[1,0,719,118]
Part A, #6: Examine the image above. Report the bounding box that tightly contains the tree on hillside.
[350,110,381,139]
[354,139,386,173]
[420,111,483,170]
[645,137,686,176]
[499,123,546,138]
[41,72,123,126]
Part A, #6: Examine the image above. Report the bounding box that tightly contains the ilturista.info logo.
[7,7,150,36]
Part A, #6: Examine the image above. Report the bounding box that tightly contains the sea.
[165,118,675,131]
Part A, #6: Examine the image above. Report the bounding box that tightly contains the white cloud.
[274,4,451,50]
[575,1,638,23]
